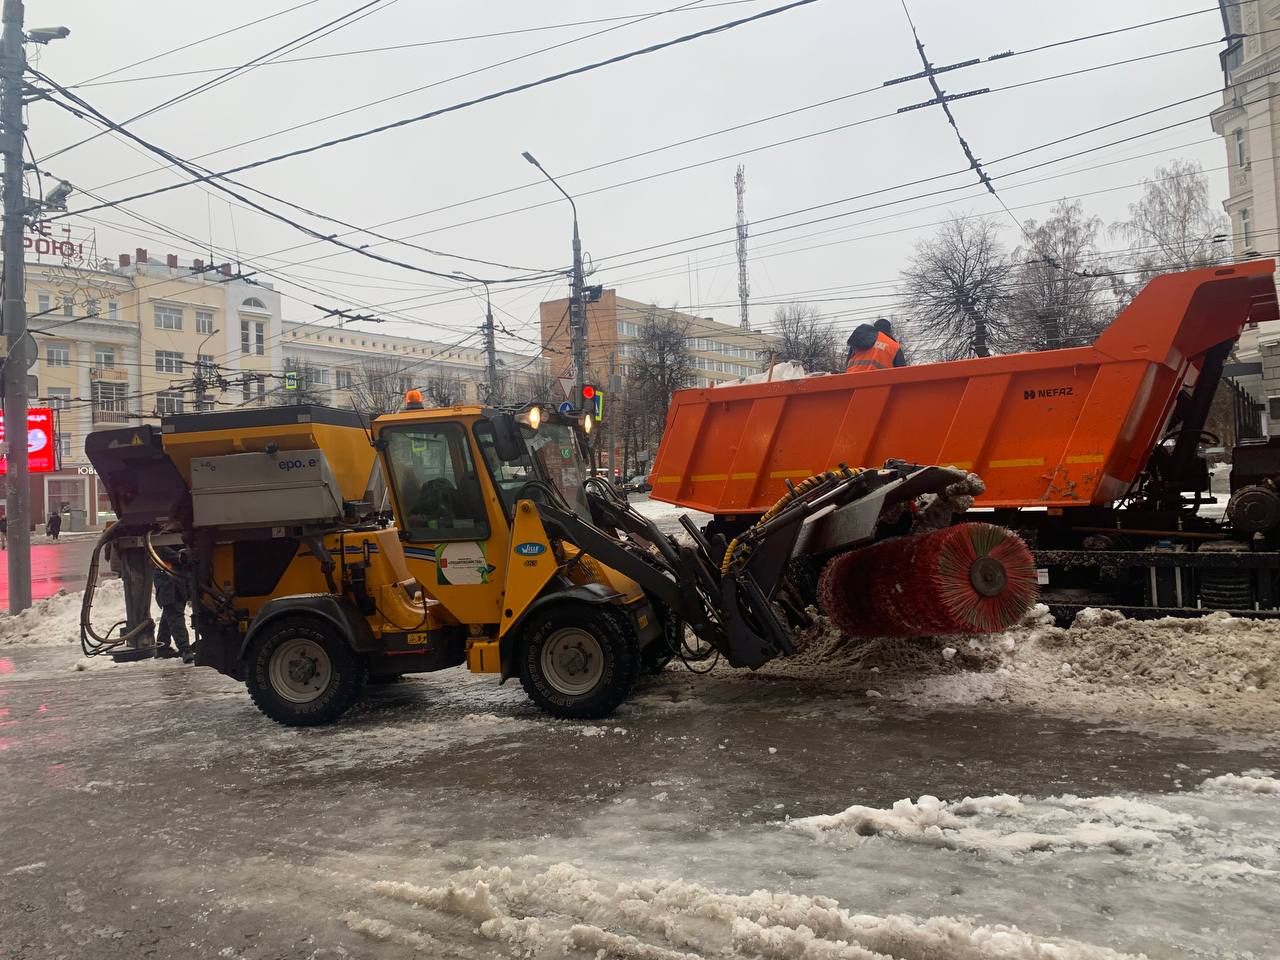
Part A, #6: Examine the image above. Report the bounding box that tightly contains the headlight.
[528,405,542,430]
[582,412,594,434]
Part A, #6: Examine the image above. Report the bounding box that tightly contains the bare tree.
[1111,159,1228,303]
[1011,200,1111,350]
[899,215,1015,360]
[767,302,841,372]
[421,367,466,407]
[628,305,694,426]
[349,357,414,417]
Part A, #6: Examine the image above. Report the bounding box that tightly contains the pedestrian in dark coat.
[154,555,192,662]
[46,511,62,540]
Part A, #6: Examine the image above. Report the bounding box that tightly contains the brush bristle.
[817,523,1037,637]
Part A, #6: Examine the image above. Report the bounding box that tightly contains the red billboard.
[0,408,57,475]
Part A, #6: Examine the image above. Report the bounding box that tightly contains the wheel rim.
[268,637,333,704]
[540,627,605,696]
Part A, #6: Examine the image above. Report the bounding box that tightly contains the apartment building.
[2,247,284,526]
[281,322,547,408]
[1211,0,1280,428]
[538,289,777,391]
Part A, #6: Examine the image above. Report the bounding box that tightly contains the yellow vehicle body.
[89,402,659,725]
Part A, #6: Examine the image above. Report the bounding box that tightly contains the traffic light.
[580,384,604,421]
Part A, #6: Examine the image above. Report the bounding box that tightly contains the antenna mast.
[734,164,750,329]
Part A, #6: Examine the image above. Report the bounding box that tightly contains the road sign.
[557,376,574,400]
[285,371,298,390]
[557,401,573,414]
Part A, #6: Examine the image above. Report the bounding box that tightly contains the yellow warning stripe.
[769,469,813,479]
[945,460,974,470]
[988,457,1045,469]
[654,475,681,484]
[1065,453,1104,464]
[690,473,728,483]
[730,472,758,480]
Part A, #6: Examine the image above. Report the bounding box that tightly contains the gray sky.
[27,0,1229,356]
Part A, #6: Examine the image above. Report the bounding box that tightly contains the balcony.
[90,367,128,382]
[91,407,131,424]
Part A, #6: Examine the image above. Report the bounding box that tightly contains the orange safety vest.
[846,332,901,372]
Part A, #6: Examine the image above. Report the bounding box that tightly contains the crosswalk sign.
[285,371,298,390]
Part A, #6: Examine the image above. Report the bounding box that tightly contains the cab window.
[383,423,489,542]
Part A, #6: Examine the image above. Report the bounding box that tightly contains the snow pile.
[0,582,117,647]
[786,775,1279,884]
[0,580,158,649]
[358,860,1145,959]
[924,604,1280,730]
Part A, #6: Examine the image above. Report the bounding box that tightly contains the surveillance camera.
[43,179,72,210]
[27,26,70,44]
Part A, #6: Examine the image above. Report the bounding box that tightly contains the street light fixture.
[522,150,587,406]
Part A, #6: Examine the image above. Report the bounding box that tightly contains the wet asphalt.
[0,642,1276,960]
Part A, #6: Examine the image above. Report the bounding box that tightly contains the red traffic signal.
[581,384,596,400]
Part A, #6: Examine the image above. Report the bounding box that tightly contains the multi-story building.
[538,290,778,392]
[281,323,547,408]
[1211,0,1280,428]
[3,246,285,527]
[2,242,545,528]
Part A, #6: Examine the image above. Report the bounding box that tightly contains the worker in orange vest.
[846,318,907,372]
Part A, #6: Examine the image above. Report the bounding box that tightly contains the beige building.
[1211,0,1280,428]
[3,246,284,525]
[3,239,545,527]
[281,323,547,408]
[538,289,778,392]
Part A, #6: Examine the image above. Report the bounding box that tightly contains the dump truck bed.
[649,261,1279,514]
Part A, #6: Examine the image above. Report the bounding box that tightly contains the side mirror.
[490,413,526,463]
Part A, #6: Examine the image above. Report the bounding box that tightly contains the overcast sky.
[26,0,1229,357]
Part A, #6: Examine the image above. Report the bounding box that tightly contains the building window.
[47,387,71,409]
[107,299,119,320]
[94,345,115,368]
[241,319,264,355]
[1269,396,1280,422]
[617,320,639,338]
[1235,127,1247,168]
[57,434,71,461]
[398,376,413,393]
[155,391,184,416]
[154,305,182,330]
[62,295,74,317]
[92,381,129,423]
[1242,207,1253,248]
[46,342,70,366]
[196,310,215,335]
[155,350,184,374]
[242,374,266,404]
[37,293,50,314]
[242,297,266,310]
[336,369,352,389]
[197,353,216,374]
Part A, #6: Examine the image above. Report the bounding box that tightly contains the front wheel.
[518,604,639,719]
[246,617,365,726]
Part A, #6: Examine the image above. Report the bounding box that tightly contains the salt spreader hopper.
[649,261,1280,618]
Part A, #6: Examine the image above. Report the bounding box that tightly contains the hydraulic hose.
[80,525,154,657]
[720,467,860,574]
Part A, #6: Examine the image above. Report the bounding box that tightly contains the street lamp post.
[522,151,586,406]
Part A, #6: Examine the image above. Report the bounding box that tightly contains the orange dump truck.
[649,261,1280,619]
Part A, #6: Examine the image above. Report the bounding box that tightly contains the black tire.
[245,616,366,727]
[518,603,639,719]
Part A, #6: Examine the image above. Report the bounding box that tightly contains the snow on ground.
[0,579,127,648]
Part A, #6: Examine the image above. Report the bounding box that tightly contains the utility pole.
[481,281,497,403]
[734,164,750,330]
[523,151,587,405]
[1,0,30,613]
[454,273,498,403]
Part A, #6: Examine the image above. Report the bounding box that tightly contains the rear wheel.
[519,604,639,719]
[246,617,365,726]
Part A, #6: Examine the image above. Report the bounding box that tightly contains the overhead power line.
[45,0,825,221]
[69,0,770,89]
[39,0,393,164]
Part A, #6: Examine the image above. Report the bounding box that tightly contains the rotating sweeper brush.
[817,523,1037,637]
